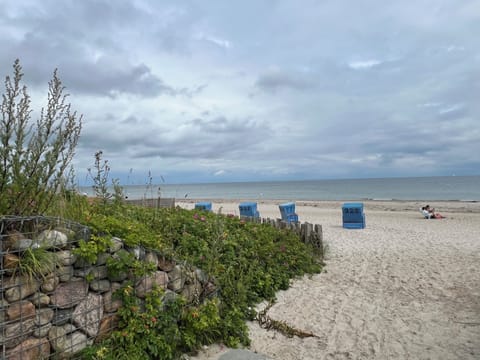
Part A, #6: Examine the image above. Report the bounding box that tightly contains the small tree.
[0,59,82,215]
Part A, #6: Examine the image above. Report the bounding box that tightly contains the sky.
[1,0,479,185]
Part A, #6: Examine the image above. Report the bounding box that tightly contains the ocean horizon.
[79,175,480,202]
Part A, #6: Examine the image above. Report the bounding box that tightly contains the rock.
[1,318,35,349]
[161,289,179,305]
[135,271,169,298]
[57,331,90,358]
[128,245,145,260]
[181,282,203,304]
[2,253,20,272]
[33,323,52,338]
[96,252,110,266]
[56,250,77,266]
[0,299,7,324]
[109,237,123,253]
[50,281,88,309]
[73,266,93,278]
[145,251,159,267]
[90,279,111,293]
[168,265,187,292]
[158,256,176,271]
[2,230,29,251]
[6,300,36,321]
[195,268,209,284]
[51,308,74,326]
[96,313,119,343]
[49,325,91,357]
[5,337,50,360]
[35,230,68,249]
[54,227,76,241]
[103,283,122,313]
[35,308,54,326]
[5,276,41,302]
[89,265,108,280]
[57,266,74,282]
[41,273,60,292]
[29,292,50,307]
[72,293,103,337]
[48,325,67,350]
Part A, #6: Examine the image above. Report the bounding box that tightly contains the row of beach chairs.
[195,201,367,229]
[194,201,299,223]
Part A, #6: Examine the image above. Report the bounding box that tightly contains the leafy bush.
[77,202,322,358]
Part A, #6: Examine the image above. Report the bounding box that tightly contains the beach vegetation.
[9,246,60,283]
[71,199,322,359]
[0,59,82,216]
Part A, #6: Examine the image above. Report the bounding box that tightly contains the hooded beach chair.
[195,202,212,211]
[239,202,260,219]
[279,202,299,223]
[342,202,366,229]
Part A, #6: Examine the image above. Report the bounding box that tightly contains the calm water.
[79,176,480,202]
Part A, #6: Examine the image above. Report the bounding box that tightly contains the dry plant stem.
[0,59,82,216]
[256,301,319,339]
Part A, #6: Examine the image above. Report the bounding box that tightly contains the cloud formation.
[1,0,479,184]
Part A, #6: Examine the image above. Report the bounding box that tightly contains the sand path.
[181,201,480,360]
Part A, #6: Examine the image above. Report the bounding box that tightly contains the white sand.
[178,200,480,360]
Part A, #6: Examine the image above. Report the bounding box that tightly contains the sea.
[79,176,480,202]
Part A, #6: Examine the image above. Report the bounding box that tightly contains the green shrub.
[0,59,82,216]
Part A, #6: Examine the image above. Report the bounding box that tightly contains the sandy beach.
[177,200,480,360]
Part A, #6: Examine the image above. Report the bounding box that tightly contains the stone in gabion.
[5,276,41,302]
[6,300,35,321]
[49,325,91,357]
[1,317,36,349]
[50,308,74,326]
[109,237,123,253]
[35,230,68,249]
[50,281,89,309]
[103,283,122,313]
[89,279,111,293]
[29,292,50,307]
[34,308,54,326]
[56,250,77,266]
[135,271,169,298]
[72,293,103,337]
[5,337,50,360]
[33,323,52,338]
[41,273,60,292]
[168,265,187,292]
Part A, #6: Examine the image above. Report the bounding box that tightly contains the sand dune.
[179,200,480,360]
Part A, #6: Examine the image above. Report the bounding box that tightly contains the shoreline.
[176,199,480,214]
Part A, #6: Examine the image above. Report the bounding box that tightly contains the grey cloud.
[189,116,261,134]
[255,69,315,93]
[0,1,201,98]
[79,113,270,161]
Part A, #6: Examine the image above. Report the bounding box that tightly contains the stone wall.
[0,216,216,359]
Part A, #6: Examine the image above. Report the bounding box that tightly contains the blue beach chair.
[279,202,299,223]
[239,202,260,219]
[195,202,212,211]
[342,202,366,229]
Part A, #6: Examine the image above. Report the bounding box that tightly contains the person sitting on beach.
[423,205,445,219]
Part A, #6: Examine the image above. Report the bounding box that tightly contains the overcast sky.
[1,0,479,185]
